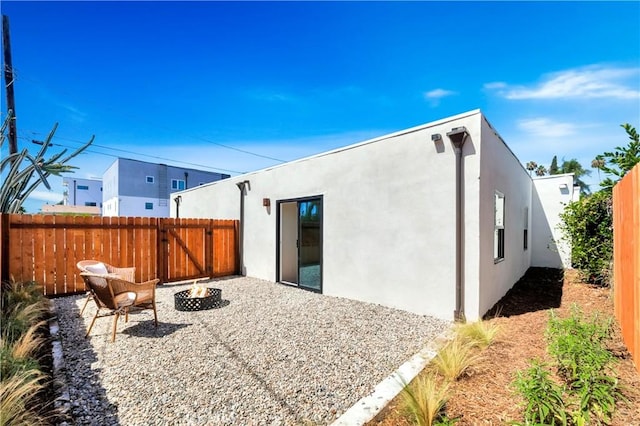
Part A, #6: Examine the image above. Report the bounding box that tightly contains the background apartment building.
[102,158,230,217]
[62,177,103,208]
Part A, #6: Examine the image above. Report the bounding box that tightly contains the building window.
[145,202,153,210]
[77,185,89,190]
[84,202,97,207]
[494,191,505,262]
[146,176,154,184]
[171,179,186,190]
[523,207,529,250]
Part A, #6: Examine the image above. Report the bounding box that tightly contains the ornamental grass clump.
[455,320,500,350]
[431,337,483,381]
[0,370,49,426]
[0,321,47,379]
[400,373,451,426]
[0,280,54,425]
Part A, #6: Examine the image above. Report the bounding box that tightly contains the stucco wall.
[531,174,576,268]
[476,117,532,320]
[173,110,570,321]
[176,110,485,320]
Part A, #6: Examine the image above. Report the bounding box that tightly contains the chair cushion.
[84,262,109,275]
[134,289,153,304]
[114,292,137,308]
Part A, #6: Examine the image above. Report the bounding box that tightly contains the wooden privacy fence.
[613,163,640,373]
[0,214,239,296]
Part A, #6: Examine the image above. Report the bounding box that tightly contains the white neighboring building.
[531,174,580,269]
[62,177,103,213]
[172,110,575,321]
[102,158,230,218]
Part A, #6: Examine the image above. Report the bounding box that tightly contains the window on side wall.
[77,185,89,190]
[494,191,505,262]
[145,202,153,210]
[171,179,186,190]
[146,176,154,184]
[84,202,97,207]
[523,207,529,250]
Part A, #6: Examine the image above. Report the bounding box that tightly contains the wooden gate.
[158,218,238,283]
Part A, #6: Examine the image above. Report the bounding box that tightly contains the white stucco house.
[172,110,577,321]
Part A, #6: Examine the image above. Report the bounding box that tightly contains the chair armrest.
[108,277,159,295]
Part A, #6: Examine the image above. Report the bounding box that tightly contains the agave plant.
[0,110,94,213]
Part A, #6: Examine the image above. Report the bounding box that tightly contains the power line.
[12,71,287,163]
[17,134,245,174]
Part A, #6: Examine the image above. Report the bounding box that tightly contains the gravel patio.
[53,276,450,425]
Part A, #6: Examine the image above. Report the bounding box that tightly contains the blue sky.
[1,1,639,213]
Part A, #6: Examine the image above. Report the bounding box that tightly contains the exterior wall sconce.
[559,183,569,190]
[262,198,271,207]
[431,133,442,143]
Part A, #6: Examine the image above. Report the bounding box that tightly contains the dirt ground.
[369,268,640,425]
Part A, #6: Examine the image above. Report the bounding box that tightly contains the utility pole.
[2,14,18,158]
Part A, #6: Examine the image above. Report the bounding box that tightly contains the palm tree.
[535,165,547,176]
[526,161,537,176]
[591,156,605,182]
[560,158,591,195]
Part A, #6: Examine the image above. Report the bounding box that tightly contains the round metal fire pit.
[174,288,222,311]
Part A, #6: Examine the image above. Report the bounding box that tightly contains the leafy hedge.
[559,191,613,286]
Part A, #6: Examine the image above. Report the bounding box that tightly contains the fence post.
[157,219,166,284]
[1,214,9,283]
[205,220,213,277]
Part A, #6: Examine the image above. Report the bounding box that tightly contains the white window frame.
[171,179,186,190]
[146,176,155,184]
[145,202,153,210]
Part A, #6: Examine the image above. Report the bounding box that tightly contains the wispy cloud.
[424,88,457,106]
[424,88,457,99]
[517,118,577,138]
[246,89,298,103]
[29,190,63,203]
[485,65,640,100]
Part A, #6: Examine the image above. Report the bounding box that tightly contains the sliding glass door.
[278,196,322,292]
[297,199,321,291]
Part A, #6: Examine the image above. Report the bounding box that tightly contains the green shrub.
[546,307,622,423]
[513,307,626,425]
[546,306,612,382]
[513,359,567,425]
[559,191,612,286]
